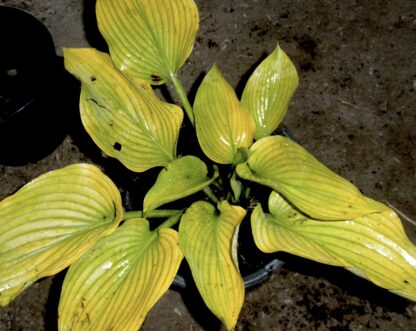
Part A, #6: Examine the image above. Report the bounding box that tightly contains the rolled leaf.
[58,218,183,331]
[64,48,183,172]
[241,44,299,139]
[194,65,254,164]
[96,0,199,84]
[143,155,218,213]
[179,201,245,330]
[252,191,416,301]
[0,164,123,306]
[236,136,386,220]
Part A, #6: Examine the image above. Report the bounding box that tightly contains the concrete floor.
[0,0,415,330]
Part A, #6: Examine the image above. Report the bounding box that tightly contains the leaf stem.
[203,186,219,204]
[156,211,183,230]
[171,74,195,125]
[122,209,181,221]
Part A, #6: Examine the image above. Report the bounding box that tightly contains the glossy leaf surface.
[96,0,199,84]
[241,44,298,139]
[179,201,245,330]
[64,48,183,172]
[144,155,218,213]
[59,218,183,330]
[0,164,123,306]
[252,192,416,301]
[194,65,254,164]
[236,136,386,220]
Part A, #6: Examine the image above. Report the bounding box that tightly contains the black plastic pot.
[170,126,297,290]
[172,220,284,290]
[169,195,284,290]
[0,6,71,165]
[118,164,285,290]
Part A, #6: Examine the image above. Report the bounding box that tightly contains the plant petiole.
[156,211,184,230]
[122,209,181,221]
[171,74,195,125]
[203,186,219,204]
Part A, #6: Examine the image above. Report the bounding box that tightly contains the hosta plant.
[1,0,415,330]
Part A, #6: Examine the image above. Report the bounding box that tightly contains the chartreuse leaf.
[96,0,199,85]
[236,136,387,220]
[252,192,416,301]
[143,155,218,213]
[194,65,254,164]
[0,164,123,307]
[58,218,183,331]
[64,48,183,172]
[179,201,246,330]
[241,44,299,139]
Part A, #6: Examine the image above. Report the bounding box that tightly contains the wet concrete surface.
[0,0,415,330]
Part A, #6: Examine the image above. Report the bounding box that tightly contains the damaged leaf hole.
[113,142,122,151]
[88,98,107,109]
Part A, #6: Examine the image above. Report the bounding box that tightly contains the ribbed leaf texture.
[236,136,387,220]
[252,191,416,301]
[179,201,245,330]
[58,218,183,331]
[64,48,183,172]
[96,0,199,84]
[241,44,299,139]
[144,155,218,213]
[0,164,123,306]
[194,65,254,164]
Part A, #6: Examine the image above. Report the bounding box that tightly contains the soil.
[0,0,415,330]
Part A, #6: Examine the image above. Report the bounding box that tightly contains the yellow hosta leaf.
[96,0,199,84]
[194,65,254,164]
[64,48,183,172]
[179,201,245,330]
[0,164,123,306]
[252,192,416,301]
[144,156,218,213]
[58,218,183,331]
[236,136,386,220]
[241,44,299,139]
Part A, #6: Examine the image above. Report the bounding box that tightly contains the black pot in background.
[0,6,74,165]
